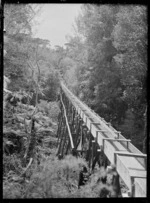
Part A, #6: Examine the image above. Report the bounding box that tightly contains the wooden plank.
[134,178,146,197]
[102,138,131,150]
[115,154,132,191]
[129,169,146,178]
[114,151,147,168]
[104,139,118,164]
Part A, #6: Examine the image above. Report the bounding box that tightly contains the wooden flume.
[56,80,147,197]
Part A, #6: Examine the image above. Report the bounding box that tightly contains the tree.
[4,4,42,35]
[112,5,147,150]
[64,4,147,151]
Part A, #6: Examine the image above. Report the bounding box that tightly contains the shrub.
[23,155,88,198]
[71,167,114,198]
[37,100,60,122]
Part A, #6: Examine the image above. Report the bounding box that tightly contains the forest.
[3,4,147,198]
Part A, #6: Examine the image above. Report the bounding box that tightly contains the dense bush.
[3,154,87,198]
[37,100,60,122]
[23,155,87,198]
[64,5,147,152]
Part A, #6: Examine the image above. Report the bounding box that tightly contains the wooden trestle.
[56,80,147,197]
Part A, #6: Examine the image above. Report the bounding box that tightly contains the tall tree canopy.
[64,4,147,151]
[4,4,60,103]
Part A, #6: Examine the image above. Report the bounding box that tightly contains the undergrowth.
[3,152,117,198]
[3,92,123,199]
[23,155,88,198]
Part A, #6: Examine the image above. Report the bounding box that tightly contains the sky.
[33,4,82,48]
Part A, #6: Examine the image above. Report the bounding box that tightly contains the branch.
[21,158,33,176]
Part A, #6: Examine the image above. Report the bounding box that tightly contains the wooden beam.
[114,151,147,168]
[90,122,100,132]
[60,94,74,149]
[102,138,131,150]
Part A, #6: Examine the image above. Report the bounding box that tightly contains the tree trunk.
[142,106,147,153]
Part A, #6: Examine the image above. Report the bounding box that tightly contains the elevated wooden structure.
[56,80,147,197]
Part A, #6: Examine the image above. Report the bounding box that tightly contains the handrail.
[60,80,147,197]
[60,93,74,149]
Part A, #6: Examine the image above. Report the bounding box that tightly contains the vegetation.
[3,4,147,199]
[3,4,61,198]
[63,4,147,152]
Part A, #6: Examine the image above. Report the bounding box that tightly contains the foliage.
[40,71,60,102]
[71,167,112,198]
[3,153,87,198]
[64,4,147,152]
[4,4,59,102]
[3,67,60,198]
[3,92,119,199]
[3,5,63,199]
[3,3,147,199]
[3,99,60,199]
[22,155,88,198]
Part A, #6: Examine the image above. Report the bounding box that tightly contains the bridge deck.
[60,81,147,197]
